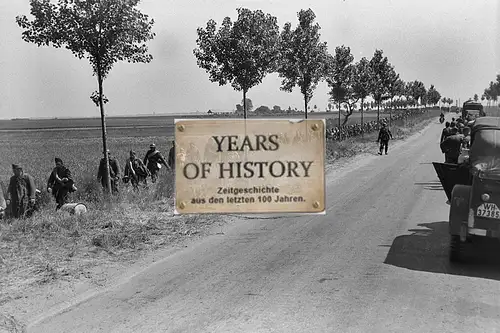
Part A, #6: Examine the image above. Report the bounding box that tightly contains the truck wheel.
[448,184,471,263]
[450,235,465,262]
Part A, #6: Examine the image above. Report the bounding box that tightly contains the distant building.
[207,109,234,116]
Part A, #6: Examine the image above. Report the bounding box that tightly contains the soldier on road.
[5,164,37,219]
[440,121,451,143]
[377,122,393,155]
[143,143,169,183]
[124,150,150,191]
[97,150,121,194]
[440,127,465,164]
[47,157,76,210]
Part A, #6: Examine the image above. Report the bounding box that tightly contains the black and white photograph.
[1,0,499,332]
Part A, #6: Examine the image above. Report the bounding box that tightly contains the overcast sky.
[0,0,498,119]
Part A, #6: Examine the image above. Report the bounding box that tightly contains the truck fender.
[449,184,471,235]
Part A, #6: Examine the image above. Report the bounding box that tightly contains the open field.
[0,111,376,131]
[0,112,376,140]
[0,109,424,140]
[2,105,496,134]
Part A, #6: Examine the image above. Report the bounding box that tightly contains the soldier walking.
[143,143,169,183]
[440,121,451,143]
[376,122,393,155]
[97,150,121,194]
[440,127,465,164]
[5,164,36,218]
[47,157,76,210]
[124,150,150,191]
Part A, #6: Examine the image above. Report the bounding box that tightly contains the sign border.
[172,118,326,216]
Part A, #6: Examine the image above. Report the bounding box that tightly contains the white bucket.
[60,203,88,216]
[458,149,469,164]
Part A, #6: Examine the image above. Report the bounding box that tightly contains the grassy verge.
[0,171,222,300]
[0,108,441,302]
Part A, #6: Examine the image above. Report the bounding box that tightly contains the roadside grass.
[0,107,444,296]
[0,170,218,297]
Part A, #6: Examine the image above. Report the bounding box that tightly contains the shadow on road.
[384,221,500,281]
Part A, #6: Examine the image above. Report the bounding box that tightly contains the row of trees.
[14,2,452,196]
[194,7,443,126]
[239,95,449,116]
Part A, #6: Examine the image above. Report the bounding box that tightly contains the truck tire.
[448,185,471,262]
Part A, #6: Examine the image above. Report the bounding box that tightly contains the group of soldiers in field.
[97,142,175,194]
[439,113,472,164]
[0,142,175,220]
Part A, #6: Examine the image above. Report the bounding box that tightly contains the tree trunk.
[361,98,364,138]
[95,20,111,200]
[389,97,393,129]
[97,68,112,198]
[243,90,247,119]
[304,95,308,120]
[338,101,341,128]
[377,100,380,130]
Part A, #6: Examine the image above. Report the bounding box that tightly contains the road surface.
[28,116,500,333]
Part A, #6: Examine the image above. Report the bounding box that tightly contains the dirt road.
[28,116,500,333]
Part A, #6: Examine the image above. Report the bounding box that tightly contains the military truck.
[462,100,485,120]
[433,117,500,262]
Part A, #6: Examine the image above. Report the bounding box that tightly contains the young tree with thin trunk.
[385,67,404,127]
[277,8,330,120]
[326,45,354,127]
[368,49,391,128]
[193,8,279,119]
[16,0,155,198]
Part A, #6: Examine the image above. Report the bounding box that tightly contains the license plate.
[476,203,500,219]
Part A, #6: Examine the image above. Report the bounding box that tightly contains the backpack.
[380,128,390,141]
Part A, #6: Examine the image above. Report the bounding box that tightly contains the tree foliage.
[254,105,271,114]
[426,84,441,106]
[406,80,426,106]
[193,8,450,120]
[277,8,330,119]
[385,67,405,109]
[352,57,372,106]
[193,7,279,118]
[368,49,392,126]
[242,98,253,112]
[325,45,357,125]
[483,75,500,106]
[17,0,155,79]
